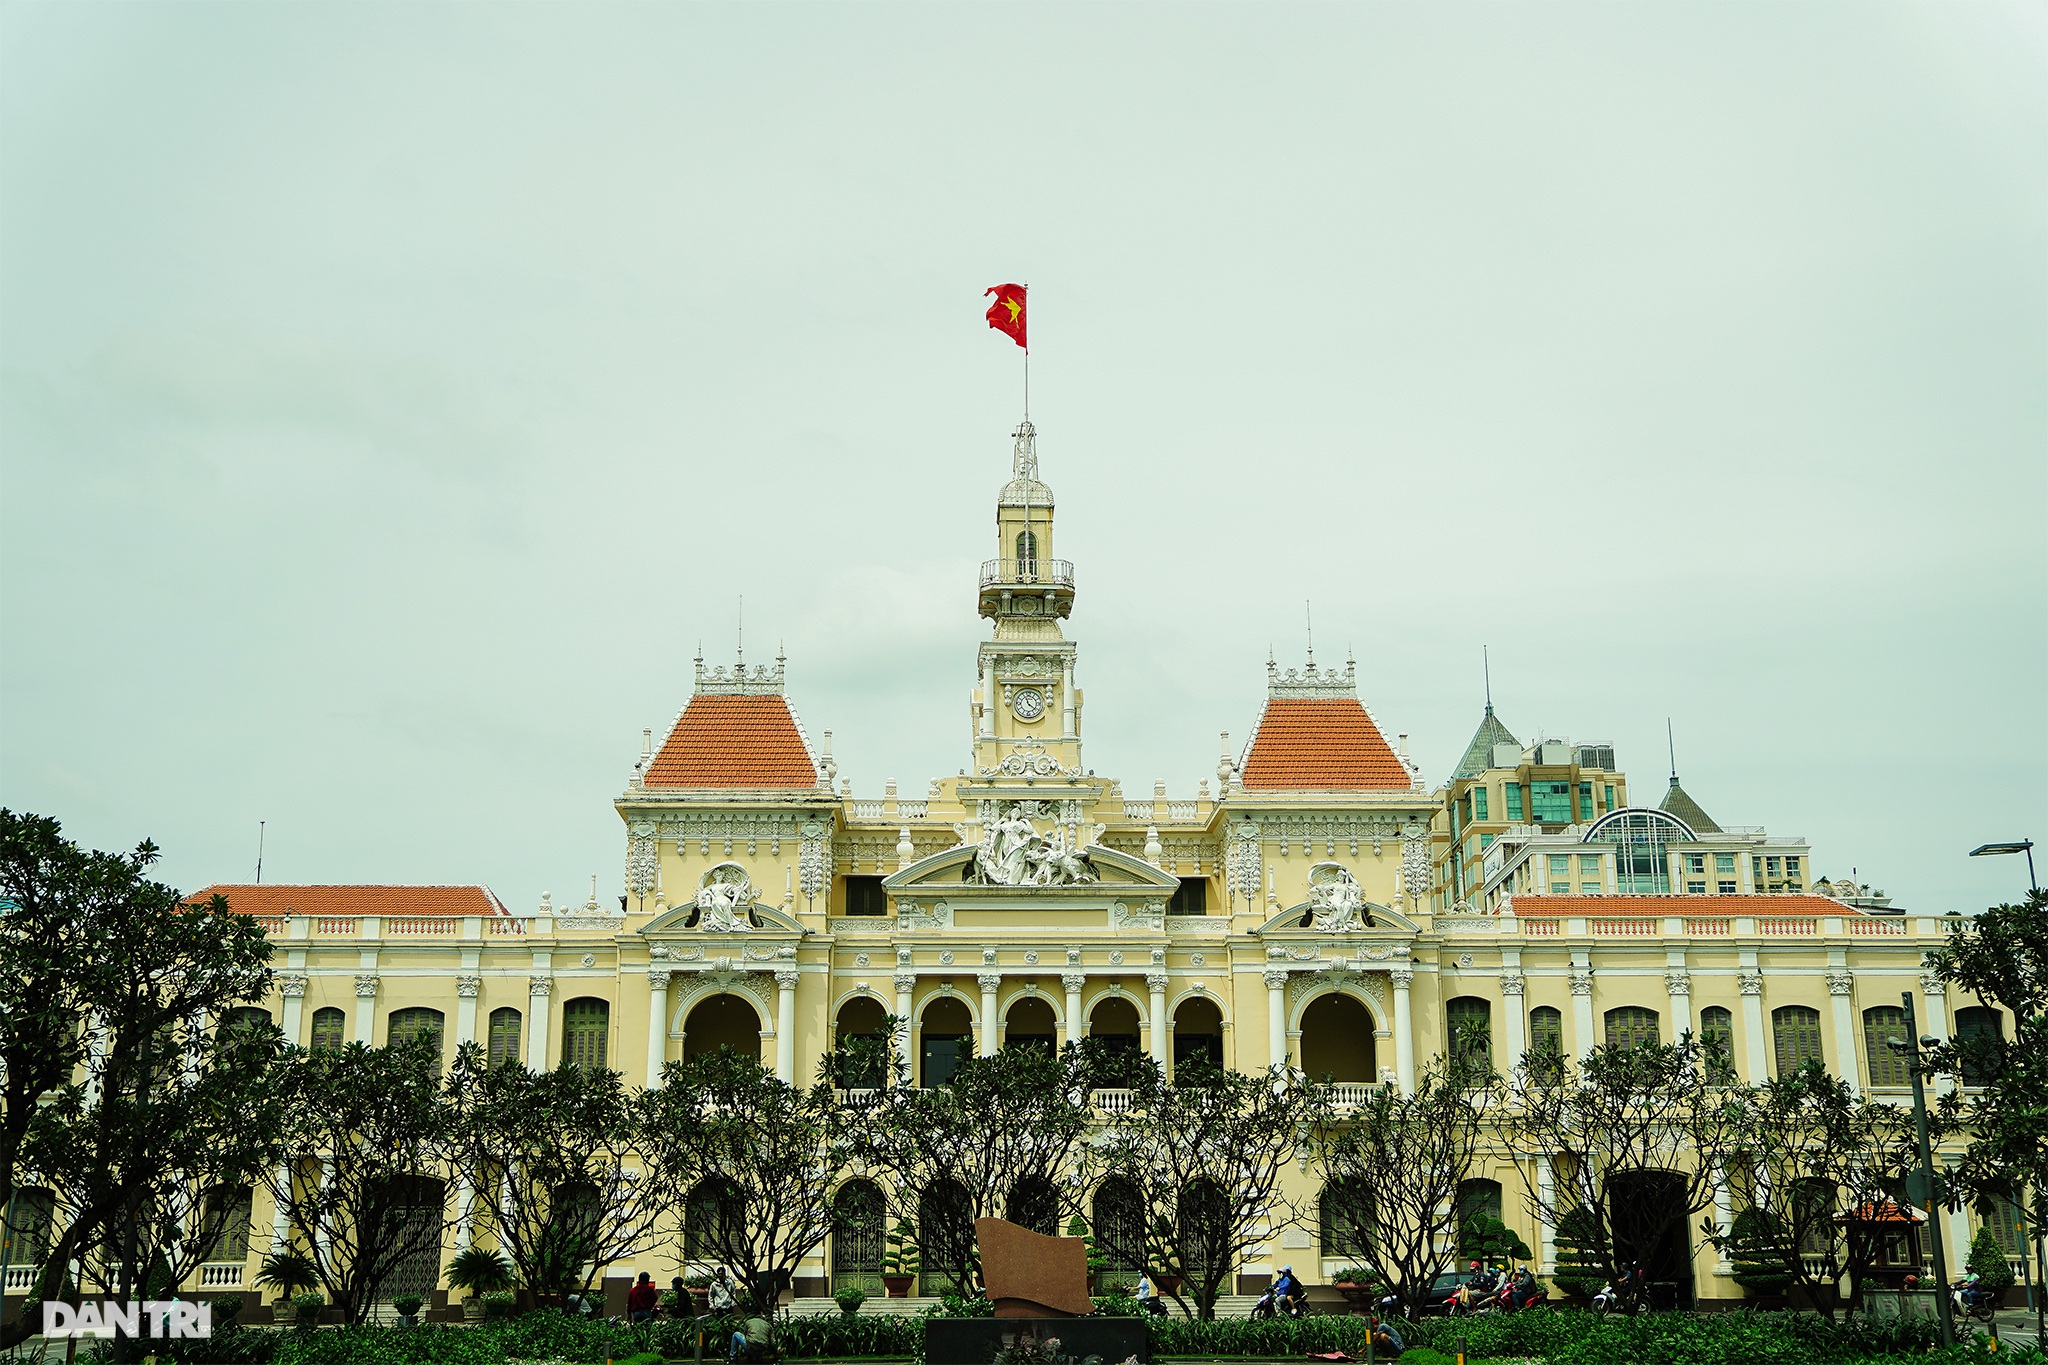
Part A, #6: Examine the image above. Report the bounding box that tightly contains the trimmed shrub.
[1967,1224,2016,1295]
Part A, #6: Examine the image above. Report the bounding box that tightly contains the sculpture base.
[925,1316,1148,1365]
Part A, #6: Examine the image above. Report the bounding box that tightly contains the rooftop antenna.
[255,820,265,885]
[1483,645,1493,714]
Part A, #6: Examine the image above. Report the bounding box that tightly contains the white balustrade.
[1090,1088,1135,1114]
[199,1262,245,1288]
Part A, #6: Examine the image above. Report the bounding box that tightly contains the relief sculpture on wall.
[966,801,1098,886]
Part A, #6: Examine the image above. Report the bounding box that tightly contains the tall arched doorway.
[834,995,888,1087]
[1090,997,1140,1054]
[1005,996,1057,1054]
[1172,996,1223,1073]
[684,994,762,1062]
[920,997,972,1087]
[831,1179,886,1297]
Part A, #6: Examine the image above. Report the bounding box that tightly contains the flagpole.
[1023,281,1031,422]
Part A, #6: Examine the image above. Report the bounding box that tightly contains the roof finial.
[1304,601,1314,667]
[1483,645,1493,714]
[1012,418,1038,480]
[1667,717,1678,785]
[736,595,743,668]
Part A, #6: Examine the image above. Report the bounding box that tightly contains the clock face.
[1011,687,1046,721]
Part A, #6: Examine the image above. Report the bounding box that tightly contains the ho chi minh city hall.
[197,418,1998,1310]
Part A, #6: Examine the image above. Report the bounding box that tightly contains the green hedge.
[128,1304,2043,1365]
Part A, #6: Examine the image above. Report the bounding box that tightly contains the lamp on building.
[1968,840,2038,893]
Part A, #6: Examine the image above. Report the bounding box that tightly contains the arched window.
[684,994,762,1063]
[1604,1007,1659,1051]
[918,1179,975,1296]
[388,1007,445,1055]
[1172,996,1224,1073]
[831,1180,886,1294]
[562,998,610,1071]
[1299,993,1376,1082]
[1004,997,1057,1056]
[1446,996,1492,1074]
[1586,809,1696,892]
[488,1008,523,1069]
[223,1006,271,1034]
[1771,1005,1823,1078]
[920,997,972,1087]
[1015,529,1038,575]
[1457,1178,1505,1257]
[1955,1007,2003,1086]
[0,1187,53,1267]
[1092,1176,1145,1276]
[1320,1177,1371,1258]
[206,1185,254,1262]
[685,1176,744,1261]
[1006,1174,1060,1235]
[310,1007,346,1052]
[833,996,888,1087]
[1699,1006,1736,1083]
[1089,997,1141,1054]
[1177,1178,1232,1284]
[1528,1006,1564,1083]
[380,1175,448,1306]
[1862,1006,1910,1088]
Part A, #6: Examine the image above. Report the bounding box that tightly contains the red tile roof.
[189,885,511,917]
[1240,697,1411,790]
[644,694,818,789]
[1509,894,1856,918]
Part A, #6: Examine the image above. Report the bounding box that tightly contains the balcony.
[980,558,1074,589]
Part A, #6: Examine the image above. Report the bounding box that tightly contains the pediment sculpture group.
[966,803,1098,887]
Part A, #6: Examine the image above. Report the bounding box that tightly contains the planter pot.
[882,1275,916,1299]
[462,1297,485,1323]
[690,1287,712,1315]
[396,1313,419,1327]
[293,1308,320,1331]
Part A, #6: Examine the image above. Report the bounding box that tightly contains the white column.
[1570,967,1596,1060]
[1392,968,1416,1095]
[775,970,799,1081]
[1265,971,1289,1069]
[1666,971,1692,1063]
[279,977,306,1046]
[353,974,378,1044]
[1501,975,1526,1073]
[314,1158,336,1262]
[647,971,671,1087]
[894,975,917,1074]
[1828,972,1861,1093]
[526,978,553,1069]
[1920,972,1953,1097]
[268,1163,292,1252]
[1942,1155,1970,1272]
[1711,1160,1734,1241]
[1061,657,1076,738]
[1063,973,1086,1049]
[455,977,480,1049]
[453,1175,476,1252]
[977,974,1001,1057]
[1534,1155,1557,1273]
[1739,970,1769,1083]
[1147,974,1169,1065]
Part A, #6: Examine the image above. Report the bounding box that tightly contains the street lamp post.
[1894,993,1954,1348]
[1967,837,2042,1343]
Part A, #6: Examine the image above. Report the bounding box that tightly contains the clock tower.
[971,420,1083,778]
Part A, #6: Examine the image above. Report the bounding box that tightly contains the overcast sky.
[3,2,2042,916]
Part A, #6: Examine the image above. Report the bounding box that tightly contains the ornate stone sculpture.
[695,864,756,931]
[965,802,1098,886]
[1306,862,1370,932]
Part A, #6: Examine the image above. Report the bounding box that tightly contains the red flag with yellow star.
[985,284,1027,349]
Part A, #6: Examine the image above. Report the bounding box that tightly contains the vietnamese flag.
[985,284,1027,349]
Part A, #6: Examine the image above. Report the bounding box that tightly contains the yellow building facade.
[168,419,2017,1313]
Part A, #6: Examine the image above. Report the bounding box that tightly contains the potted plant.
[208,1294,244,1329]
[481,1289,517,1319]
[391,1293,424,1326]
[881,1218,920,1298]
[1145,1221,1180,1298]
[1329,1266,1376,1312]
[446,1245,515,1322]
[686,1271,713,1315]
[255,1249,320,1316]
[834,1285,867,1316]
[290,1291,325,1331]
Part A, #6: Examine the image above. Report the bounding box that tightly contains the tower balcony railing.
[979,558,1075,589]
